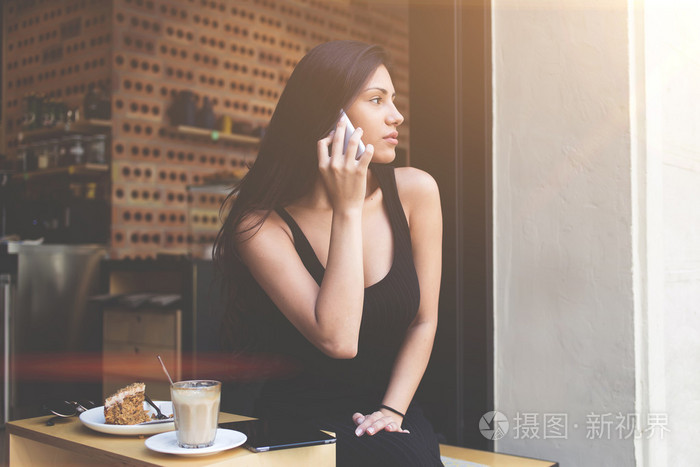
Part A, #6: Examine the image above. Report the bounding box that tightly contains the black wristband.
[379,404,405,419]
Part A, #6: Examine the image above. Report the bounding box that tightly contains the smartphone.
[219,419,336,452]
[339,110,366,160]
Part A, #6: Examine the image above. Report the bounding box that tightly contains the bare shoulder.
[392,167,441,228]
[394,166,440,205]
[235,209,293,250]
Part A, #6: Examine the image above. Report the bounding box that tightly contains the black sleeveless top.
[234,165,443,466]
[238,164,421,416]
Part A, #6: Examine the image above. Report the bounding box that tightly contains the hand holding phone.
[338,110,366,160]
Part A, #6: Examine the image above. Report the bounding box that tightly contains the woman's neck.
[294,170,380,211]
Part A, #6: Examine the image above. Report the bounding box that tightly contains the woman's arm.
[236,122,374,358]
[353,167,442,436]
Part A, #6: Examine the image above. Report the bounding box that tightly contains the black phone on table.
[219,419,336,453]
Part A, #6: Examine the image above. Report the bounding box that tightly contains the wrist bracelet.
[379,404,405,419]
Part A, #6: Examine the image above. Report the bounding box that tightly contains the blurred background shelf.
[176,125,261,144]
[17,119,112,144]
[12,163,109,181]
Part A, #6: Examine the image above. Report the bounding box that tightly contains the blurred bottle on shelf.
[96,84,112,120]
[196,96,216,129]
[58,136,72,167]
[83,134,109,164]
[83,85,100,120]
[168,90,196,126]
[22,93,40,130]
[40,97,52,128]
[67,106,80,123]
[220,115,232,134]
[83,83,111,120]
[57,101,69,125]
[46,139,60,168]
[25,143,40,171]
[67,135,85,165]
[85,182,97,199]
[21,93,79,131]
[35,143,49,170]
[16,147,28,172]
[87,134,108,164]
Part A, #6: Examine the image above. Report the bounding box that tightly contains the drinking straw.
[157,355,175,386]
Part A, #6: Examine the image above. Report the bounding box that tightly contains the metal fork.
[144,394,169,420]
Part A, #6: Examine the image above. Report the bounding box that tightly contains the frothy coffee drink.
[170,380,221,448]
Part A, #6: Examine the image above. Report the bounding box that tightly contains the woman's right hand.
[237,119,372,360]
[317,118,374,212]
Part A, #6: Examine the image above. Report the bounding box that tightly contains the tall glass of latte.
[170,380,221,448]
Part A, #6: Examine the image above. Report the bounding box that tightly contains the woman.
[214,40,443,466]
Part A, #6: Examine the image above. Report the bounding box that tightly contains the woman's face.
[345,65,404,164]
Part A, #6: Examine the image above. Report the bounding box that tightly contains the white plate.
[145,429,247,457]
[79,401,175,435]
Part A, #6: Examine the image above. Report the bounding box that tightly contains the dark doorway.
[409,0,493,449]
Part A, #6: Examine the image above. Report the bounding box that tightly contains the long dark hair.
[212,40,390,347]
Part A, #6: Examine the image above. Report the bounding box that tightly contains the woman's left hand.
[352,410,410,437]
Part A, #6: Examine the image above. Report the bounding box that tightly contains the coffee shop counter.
[7,412,334,466]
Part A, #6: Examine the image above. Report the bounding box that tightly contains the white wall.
[493,0,700,465]
[643,2,700,465]
[492,1,637,465]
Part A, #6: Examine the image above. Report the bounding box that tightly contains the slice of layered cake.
[104,382,151,425]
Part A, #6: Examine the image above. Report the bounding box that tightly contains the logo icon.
[479,411,509,440]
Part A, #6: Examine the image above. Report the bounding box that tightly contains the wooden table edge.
[7,413,253,467]
[439,444,559,467]
[8,421,162,467]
